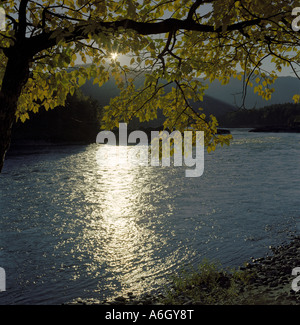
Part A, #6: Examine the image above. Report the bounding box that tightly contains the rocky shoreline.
[237,236,300,305]
[67,236,300,305]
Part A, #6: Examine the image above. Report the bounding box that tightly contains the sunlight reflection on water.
[0,130,299,304]
[58,145,190,298]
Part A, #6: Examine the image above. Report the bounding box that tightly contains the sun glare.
[111,52,118,61]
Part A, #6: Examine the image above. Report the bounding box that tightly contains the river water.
[0,129,299,304]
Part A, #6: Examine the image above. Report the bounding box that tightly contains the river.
[0,129,299,304]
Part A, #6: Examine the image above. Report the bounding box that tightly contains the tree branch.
[187,0,204,21]
[18,0,30,38]
[27,15,264,58]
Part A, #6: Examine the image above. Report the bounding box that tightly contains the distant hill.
[11,69,300,145]
[11,76,236,145]
[80,76,236,129]
[80,73,300,117]
[76,62,300,109]
[202,76,300,109]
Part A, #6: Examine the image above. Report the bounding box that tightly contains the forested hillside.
[12,90,102,143]
[218,103,300,128]
[11,73,300,144]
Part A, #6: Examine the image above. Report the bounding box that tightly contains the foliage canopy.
[0,0,300,160]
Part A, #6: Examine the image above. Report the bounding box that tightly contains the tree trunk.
[0,52,30,173]
[0,95,17,172]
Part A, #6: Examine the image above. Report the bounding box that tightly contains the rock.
[263,258,272,265]
[269,281,278,288]
[183,300,193,305]
[114,296,127,303]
